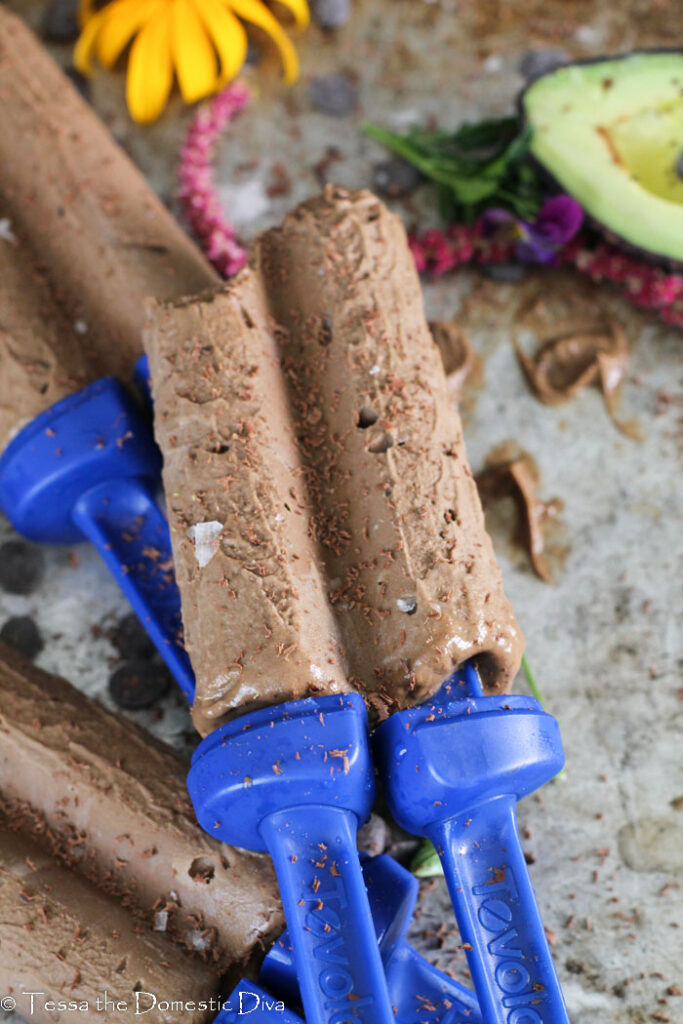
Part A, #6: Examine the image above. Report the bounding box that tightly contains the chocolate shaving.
[429,321,476,403]
[477,441,562,583]
[514,317,640,438]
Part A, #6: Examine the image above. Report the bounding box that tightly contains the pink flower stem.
[410,223,683,327]
[178,82,251,279]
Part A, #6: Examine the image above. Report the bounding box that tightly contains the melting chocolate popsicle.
[0,814,219,1024]
[257,188,523,713]
[146,274,352,738]
[0,643,283,971]
[147,188,523,735]
[0,8,217,394]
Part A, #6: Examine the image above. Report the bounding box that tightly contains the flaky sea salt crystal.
[188,522,223,568]
[0,218,16,243]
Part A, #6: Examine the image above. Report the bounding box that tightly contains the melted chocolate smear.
[477,441,564,583]
[514,316,641,439]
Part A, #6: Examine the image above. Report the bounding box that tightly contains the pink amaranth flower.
[178,82,251,279]
[408,221,683,328]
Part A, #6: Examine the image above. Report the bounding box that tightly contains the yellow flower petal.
[95,0,164,69]
[195,0,248,84]
[269,0,310,31]
[74,6,107,75]
[126,6,174,123]
[226,0,299,83]
[172,0,220,103]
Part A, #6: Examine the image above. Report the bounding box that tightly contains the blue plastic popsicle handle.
[374,662,570,1024]
[431,796,564,1024]
[0,378,195,702]
[133,353,152,407]
[261,852,482,1024]
[214,981,302,1023]
[71,478,194,702]
[188,694,396,1024]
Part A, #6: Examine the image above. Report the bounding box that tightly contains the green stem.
[521,653,544,705]
[522,653,566,781]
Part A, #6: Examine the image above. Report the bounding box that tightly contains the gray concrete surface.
[2,2,682,1022]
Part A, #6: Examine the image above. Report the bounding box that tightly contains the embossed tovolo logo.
[300,875,375,1024]
[472,868,547,1024]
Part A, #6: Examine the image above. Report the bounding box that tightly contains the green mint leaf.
[363,117,543,221]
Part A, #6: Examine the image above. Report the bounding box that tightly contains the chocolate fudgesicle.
[257,189,522,709]
[146,188,523,734]
[0,643,283,970]
[145,273,352,736]
[0,816,218,1024]
[0,8,217,447]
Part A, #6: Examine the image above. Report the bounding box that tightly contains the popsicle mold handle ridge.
[188,693,397,1024]
[374,664,570,1024]
[0,377,195,701]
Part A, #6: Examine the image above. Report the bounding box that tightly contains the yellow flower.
[75,0,309,123]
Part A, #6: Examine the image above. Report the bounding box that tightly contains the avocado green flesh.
[523,53,683,262]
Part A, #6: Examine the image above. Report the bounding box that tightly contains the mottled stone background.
[2,2,682,1022]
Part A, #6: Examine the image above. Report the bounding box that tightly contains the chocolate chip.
[41,0,79,42]
[518,49,569,82]
[109,660,171,711]
[312,0,352,30]
[111,613,157,661]
[310,72,358,117]
[0,616,44,660]
[372,158,423,198]
[0,541,45,595]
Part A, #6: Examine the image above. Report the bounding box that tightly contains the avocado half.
[521,51,683,265]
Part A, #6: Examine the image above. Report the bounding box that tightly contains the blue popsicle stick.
[374,662,570,1024]
[188,695,397,1024]
[261,852,482,1024]
[0,377,195,701]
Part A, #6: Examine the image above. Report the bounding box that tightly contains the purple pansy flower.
[483,195,583,264]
